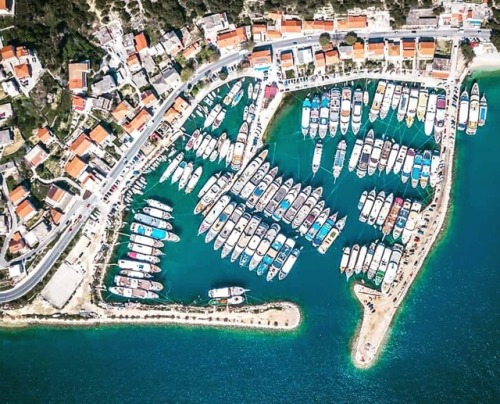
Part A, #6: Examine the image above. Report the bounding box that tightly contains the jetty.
[351,78,459,369]
[0,301,301,331]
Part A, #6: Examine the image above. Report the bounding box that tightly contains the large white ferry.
[466,83,480,135]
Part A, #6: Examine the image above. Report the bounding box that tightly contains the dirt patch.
[3,128,25,156]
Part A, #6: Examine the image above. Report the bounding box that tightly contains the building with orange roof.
[337,15,368,31]
[281,19,302,34]
[418,41,436,59]
[65,156,88,180]
[9,185,29,206]
[0,0,10,12]
[304,20,334,32]
[336,18,348,31]
[1,45,16,61]
[123,108,152,135]
[68,62,90,93]
[253,23,267,34]
[217,27,247,50]
[37,127,55,145]
[141,91,158,107]
[325,49,340,65]
[402,39,416,58]
[432,56,451,79]
[46,184,74,211]
[70,134,93,157]
[50,209,64,225]
[173,96,189,112]
[134,32,149,52]
[248,49,273,70]
[15,46,30,58]
[352,41,366,61]
[266,11,283,21]
[387,41,401,59]
[16,199,37,222]
[315,51,326,66]
[126,53,142,72]
[72,95,88,113]
[24,145,49,169]
[303,20,315,32]
[316,20,334,31]
[367,42,385,59]
[280,51,294,69]
[89,124,111,145]
[347,15,368,29]
[14,63,31,80]
[266,29,282,40]
[164,107,181,124]
[9,232,26,255]
[314,52,326,73]
[182,42,201,59]
[111,100,133,123]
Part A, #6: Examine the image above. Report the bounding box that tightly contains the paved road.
[0,26,491,303]
[266,28,490,51]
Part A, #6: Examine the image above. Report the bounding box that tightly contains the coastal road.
[265,28,490,51]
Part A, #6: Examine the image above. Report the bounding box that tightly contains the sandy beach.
[469,52,500,71]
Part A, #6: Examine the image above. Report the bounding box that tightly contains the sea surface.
[1,73,499,402]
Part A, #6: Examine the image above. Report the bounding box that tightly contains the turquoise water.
[1,73,499,402]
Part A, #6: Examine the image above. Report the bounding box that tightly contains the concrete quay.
[1,301,301,331]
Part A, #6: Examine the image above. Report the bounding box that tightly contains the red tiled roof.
[89,124,110,144]
[281,19,302,33]
[70,134,92,156]
[123,108,152,134]
[134,32,149,52]
[9,185,29,205]
[65,156,87,179]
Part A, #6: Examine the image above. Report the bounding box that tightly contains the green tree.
[460,42,475,64]
[181,66,195,82]
[344,32,358,46]
[319,33,331,47]
[433,5,445,16]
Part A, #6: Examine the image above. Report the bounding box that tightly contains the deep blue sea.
[1,72,499,403]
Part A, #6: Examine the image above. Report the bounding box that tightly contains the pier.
[351,74,459,369]
[0,301,301,331]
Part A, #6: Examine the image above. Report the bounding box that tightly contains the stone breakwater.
[0,301,302,331]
